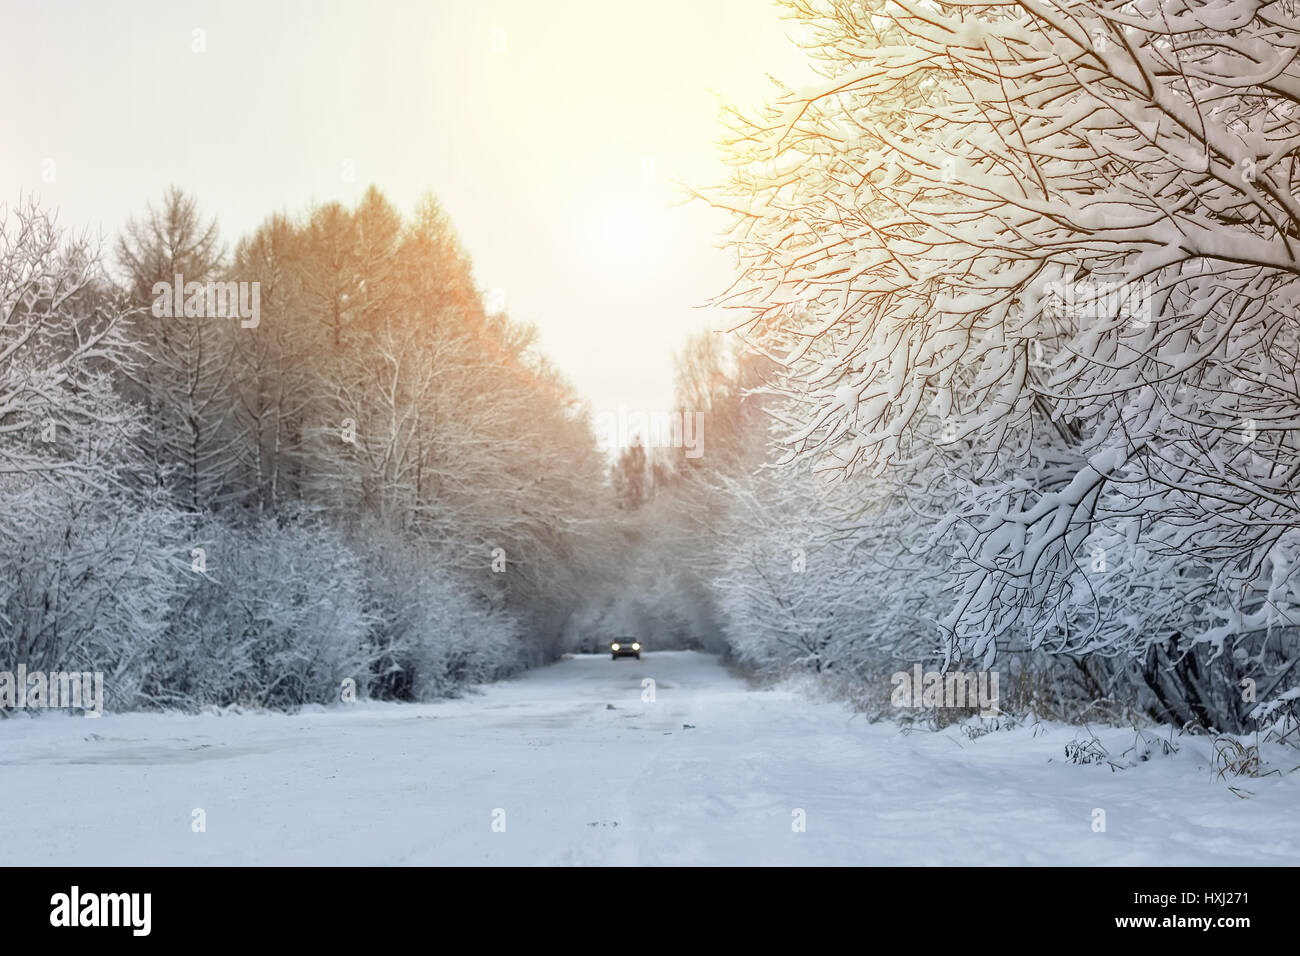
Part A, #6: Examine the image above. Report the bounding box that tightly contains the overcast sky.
[1,0,812,418]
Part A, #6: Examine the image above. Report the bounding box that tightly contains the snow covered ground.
[1,651,1296,865]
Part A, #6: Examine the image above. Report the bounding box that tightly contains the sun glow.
[576,196,669,272]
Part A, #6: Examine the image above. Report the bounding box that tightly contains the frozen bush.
[142,516,376,710]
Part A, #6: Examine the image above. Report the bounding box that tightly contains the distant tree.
[299,201,358,348]
[116,186,242,511]
[228,212,316,513]
[612,440,648,510]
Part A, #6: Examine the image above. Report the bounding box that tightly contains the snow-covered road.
[1,651,1296,865]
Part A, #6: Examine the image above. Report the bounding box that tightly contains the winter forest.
[3,0,1300,871]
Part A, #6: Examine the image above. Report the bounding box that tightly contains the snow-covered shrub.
[711,448,938,680]
[0,481,190,709]
[354,522,523,700]
[143,516,376,710]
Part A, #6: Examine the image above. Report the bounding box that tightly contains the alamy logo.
[0,664,103,717]
[151,273,260,328]
[891,664,1000,717]
[593,405,705,459]
[50,886,151,936]
[1041,279,1152,328]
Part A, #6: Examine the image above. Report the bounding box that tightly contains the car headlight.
[611,643,620,651]
[632,643,640,650]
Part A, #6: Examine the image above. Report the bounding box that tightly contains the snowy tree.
[708,0,1300,726]
[116,186,245,511]
[227,213,319,514]
[0,198,189,699]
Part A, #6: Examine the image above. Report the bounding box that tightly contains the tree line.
[0,186,614,710]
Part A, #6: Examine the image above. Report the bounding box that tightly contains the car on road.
[610,638,641,660]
